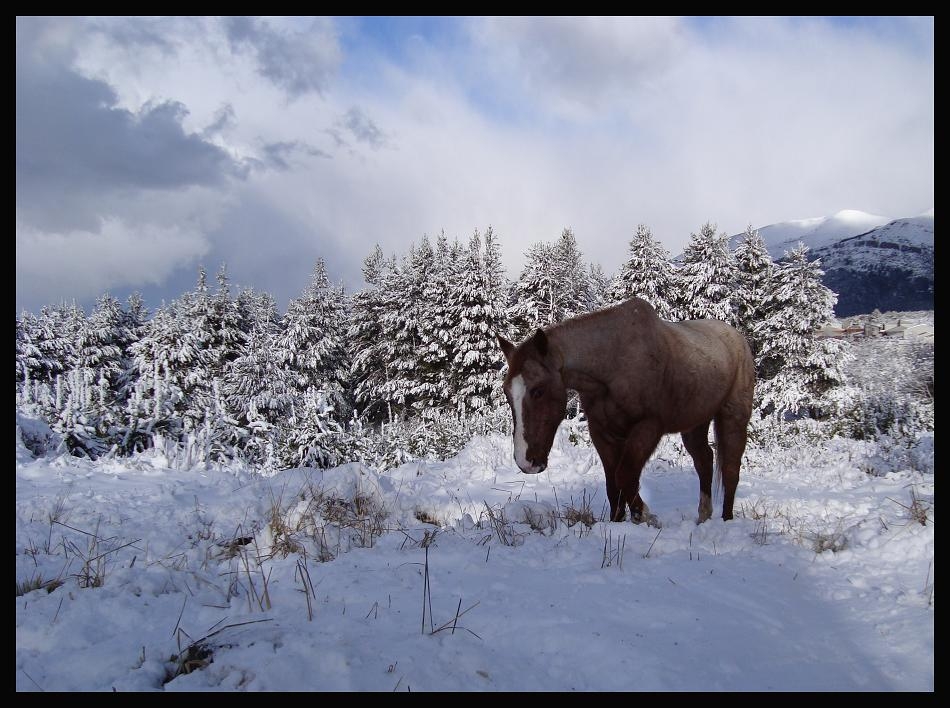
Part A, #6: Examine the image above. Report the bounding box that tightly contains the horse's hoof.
[631,511,661,528]
[697,493,713,524]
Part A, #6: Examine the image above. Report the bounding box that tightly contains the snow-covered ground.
[16,420,934,691]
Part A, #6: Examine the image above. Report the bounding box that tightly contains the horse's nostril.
[538,463,547,472]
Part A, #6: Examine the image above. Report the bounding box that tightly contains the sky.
[15,16,934,313]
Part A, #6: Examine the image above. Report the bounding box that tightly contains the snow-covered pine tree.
[733,224,775,362]
[124,300,190,453]
[450,228,509,415]
[164,267,243,461]
[17,308,65,407]
[350,246,395,421]
[209,265,246,377]
[676,222,737,324]
[225,293,292,468]
[24,302,85,436]
[509,240,558,339]
[39,301,128,458]
[277,259,350,408]
[606,224,676,319]
[754,243,848,419]
[509,228,594,340]
[16,312,46,403]
[38,301,82,374]
[126,292,149,330]
[79,295,136,400]
[481,226,512,413]
[553,228,591,319]
[279,386,351,470]
[380,238,433,414]
[114,293,149,401]
[70,294,139,446]
[413,232,459,412]
[236,288,280,336]
[124,267,245,459]
[586,263,611,313]
[274,258,353,468]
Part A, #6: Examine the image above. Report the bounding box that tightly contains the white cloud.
[15,16,934,312]
[470,17,684,120]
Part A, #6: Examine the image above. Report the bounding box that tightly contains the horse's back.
[657,318,755,423]
[665,318,752,369]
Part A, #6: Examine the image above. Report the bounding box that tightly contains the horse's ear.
[497,334,515,361]
[531,328,548,357]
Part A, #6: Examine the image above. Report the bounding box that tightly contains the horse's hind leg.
[714,413,749,521]
[681,422,714,523]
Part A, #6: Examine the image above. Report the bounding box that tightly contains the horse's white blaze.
[510,375,536,473]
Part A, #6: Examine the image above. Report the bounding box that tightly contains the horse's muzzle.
[519,461,546,474]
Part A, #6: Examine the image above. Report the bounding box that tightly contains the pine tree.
[20,303,85,427]
[115,293,148,401]
[479,226,512,408]
[482,227,511,328]
[413,232,459,412]
[676,222,736,323]
[36,303,83,383]
[350,246,394,421]
[236,288,280,336]
[273,258,352,467]
[225,300,292,467]
[586,263,611,313]
[733,225,775,361]
[124,267,245,456]
[16,312,46,402]
[209,265,246,378]
[277,259,350,406]
[450,229,509,414]
[180,265,246,452]
[125,300,190,451]
[377,238,432,413]
[279,387,350,469]
[509,228,593,340]
[754,243,847,418]
[553,228,591,319]
[69,294,139,445]
[79,295,135,398]
[607,224,676,319]
[509,241,559,339]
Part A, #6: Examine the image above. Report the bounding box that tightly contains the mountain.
[754,209,892,260]
[736,209,934,317]
[815,212,934,316]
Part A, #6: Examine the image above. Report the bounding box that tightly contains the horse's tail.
[712,421,724,509]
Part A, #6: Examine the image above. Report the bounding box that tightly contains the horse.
[497,297,755,523]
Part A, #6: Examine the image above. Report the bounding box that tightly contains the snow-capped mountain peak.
[752,209,892,259]
[731,208,934,316]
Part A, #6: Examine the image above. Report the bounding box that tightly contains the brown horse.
[498,298,755,523]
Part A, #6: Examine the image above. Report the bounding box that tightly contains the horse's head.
[497,329,567,474]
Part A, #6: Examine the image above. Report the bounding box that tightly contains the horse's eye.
[530,387,544,400]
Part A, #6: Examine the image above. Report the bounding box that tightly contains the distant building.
[814,310,933,341]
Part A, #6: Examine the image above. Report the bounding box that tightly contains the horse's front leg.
[618,423,663,526]
[587,421,627,521]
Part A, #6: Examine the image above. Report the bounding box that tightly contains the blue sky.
[15,16,934,313]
